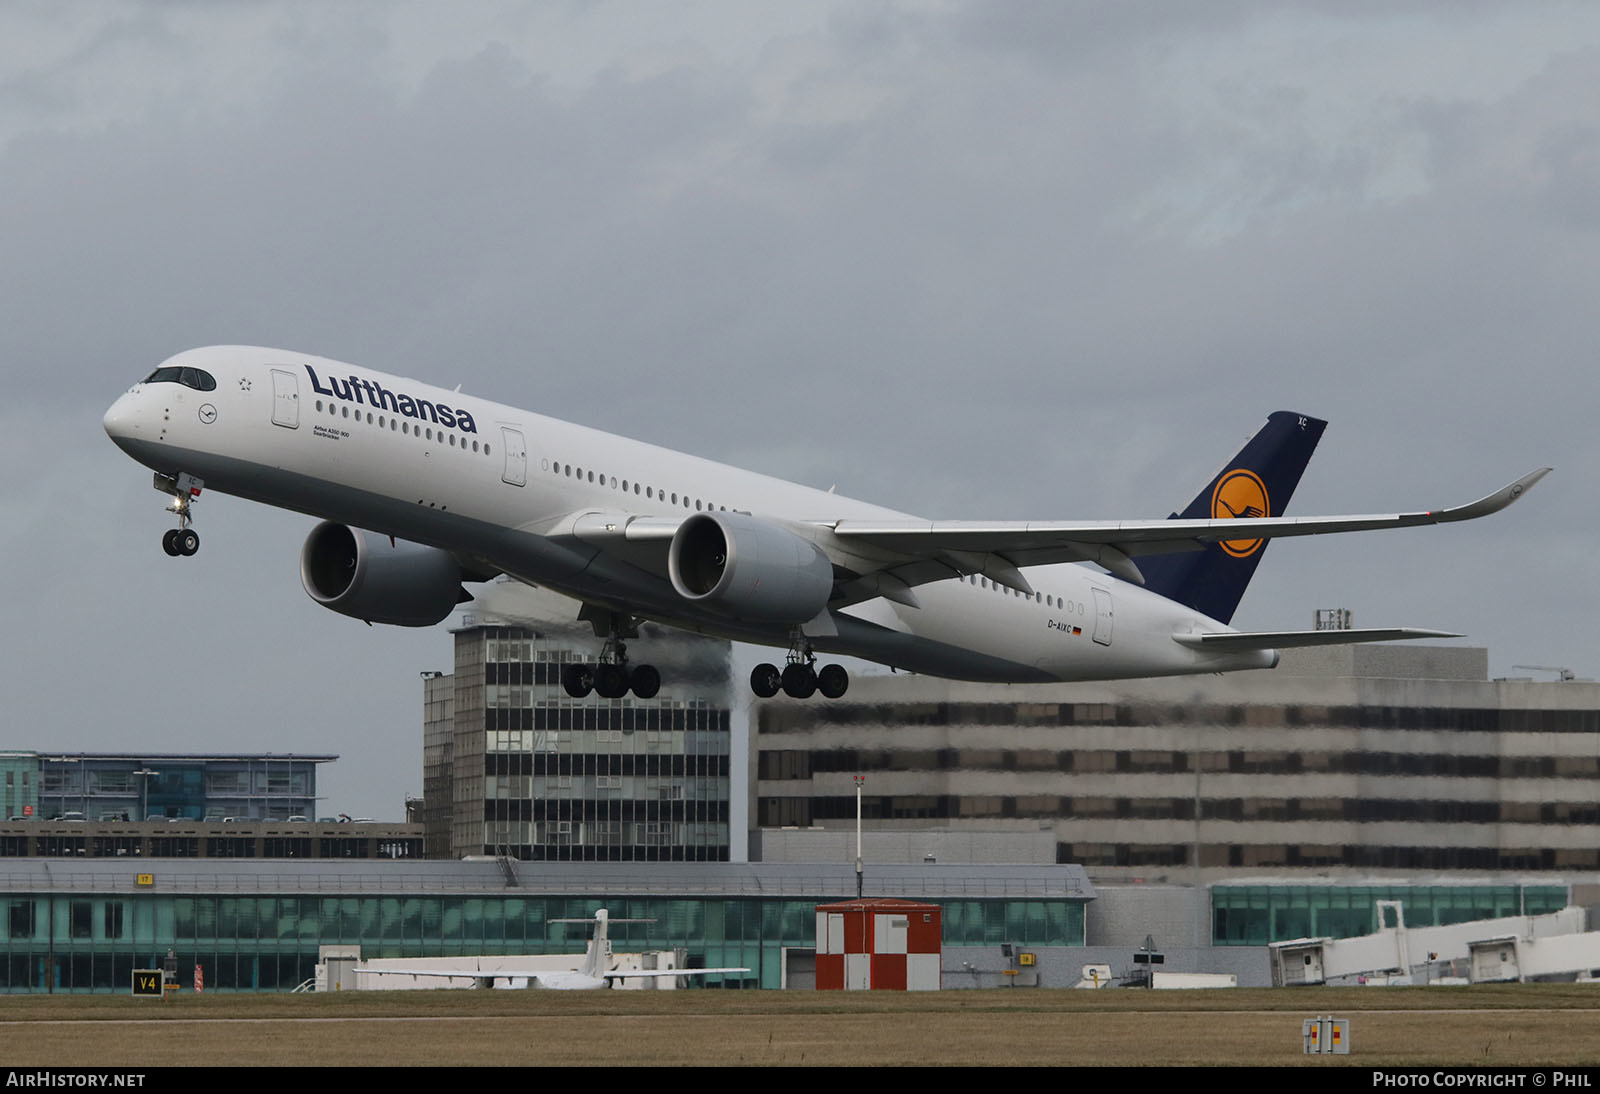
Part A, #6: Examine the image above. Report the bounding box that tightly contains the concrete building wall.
[1086,885,1214,949]
[753,645,1600,882]
[753,826,1057,866]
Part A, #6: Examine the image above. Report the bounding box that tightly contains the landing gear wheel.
[162,529,181,556]
[781,663,817,699]
[629,664,661,700]
[817,663,849,699]
[750,663,781,699]
[593,662,628,699]
[561,664,594,699]
[176,529,199,556]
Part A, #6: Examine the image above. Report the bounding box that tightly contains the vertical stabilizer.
[1135,410,1327,624]
[579,908,611,979]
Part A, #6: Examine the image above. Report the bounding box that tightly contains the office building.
[423,582,736,861]
[754,645,1600,878]
[29,752,332,823]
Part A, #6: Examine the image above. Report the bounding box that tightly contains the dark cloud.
[2,2,1594,817]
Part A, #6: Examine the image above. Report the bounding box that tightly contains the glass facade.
[1210,884,1570,945]
[31,754,331,822]
[0,891,1084,992]
[0,754,37,821]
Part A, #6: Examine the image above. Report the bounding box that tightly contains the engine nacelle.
[300,522,463,627]
[668,511,834,623]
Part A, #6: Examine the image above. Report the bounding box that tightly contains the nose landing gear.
[155,472,203,557]
[162,527,199,557]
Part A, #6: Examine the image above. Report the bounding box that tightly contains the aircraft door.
[1091,587,1114,646]
[501,427,527,486]
[270,369,299,428]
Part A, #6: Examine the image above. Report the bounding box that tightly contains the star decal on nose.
[238,378,252,391]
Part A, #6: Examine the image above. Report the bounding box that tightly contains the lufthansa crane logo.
[1211,468,1269,558]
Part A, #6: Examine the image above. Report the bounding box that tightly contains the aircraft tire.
[594,663,628,699]
[162,530,181,556]
[629,664,661,700]
[781,663,817,699]
[817,664,849,699]
[750,663,781,699]
[561,664,594,699]
[177,529,199,556]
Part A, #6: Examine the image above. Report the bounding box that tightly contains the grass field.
[0,984,1597,1067]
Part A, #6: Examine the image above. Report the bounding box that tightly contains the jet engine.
[300,522,465,626]
[668,511,834,623]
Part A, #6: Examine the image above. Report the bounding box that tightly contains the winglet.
[1429,467,1552,523]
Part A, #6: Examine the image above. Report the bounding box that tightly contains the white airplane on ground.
[103,346,1547,700]
[360,908,748,990]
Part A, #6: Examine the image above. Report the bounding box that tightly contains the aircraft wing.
[359,967,545,988]
[553,468,1546,607]
[602,967,751,979]
[1172,628,1460,651]
[826,468,1550,591]
[359,965,748,991]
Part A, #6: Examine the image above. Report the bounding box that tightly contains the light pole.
[853,775,865,899]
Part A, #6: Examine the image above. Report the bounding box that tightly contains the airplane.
[359,908,748,990]
[103,346,1549,700]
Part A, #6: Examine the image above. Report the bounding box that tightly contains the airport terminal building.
[0,859,1091,992]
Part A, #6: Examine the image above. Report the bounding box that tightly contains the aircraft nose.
[103,397,126,437]
[103,392,140,449]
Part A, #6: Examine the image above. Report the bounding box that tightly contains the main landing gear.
[155,472,204,557]
[750,632,848,700]
[561,637,662,701]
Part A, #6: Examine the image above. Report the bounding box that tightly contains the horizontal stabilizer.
[1172,627,1460,652]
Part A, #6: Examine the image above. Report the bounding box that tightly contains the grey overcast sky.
[3,2,1594,818]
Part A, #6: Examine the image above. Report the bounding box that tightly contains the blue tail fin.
[1136,410,1327,624]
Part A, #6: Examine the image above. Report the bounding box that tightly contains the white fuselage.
[103,346,1274,683]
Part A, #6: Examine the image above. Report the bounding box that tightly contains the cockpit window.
[142,366,217,392]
